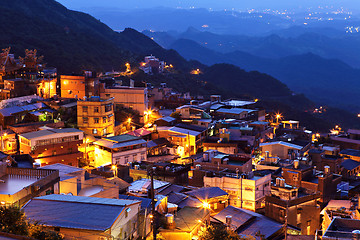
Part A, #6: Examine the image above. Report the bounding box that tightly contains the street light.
[127,118,132,124]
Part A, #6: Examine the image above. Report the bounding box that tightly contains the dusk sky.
[57,0,360,11]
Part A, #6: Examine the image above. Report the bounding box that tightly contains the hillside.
[0,0,192,73]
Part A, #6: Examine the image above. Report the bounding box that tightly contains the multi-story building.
[203,171,271,211]
[77,96,115,136]
[60,72,99,99]
[99,84,148,122]
[265,178,321,235]
[18,128,84,167]
[281,160,342,204]
[93,134,147,167]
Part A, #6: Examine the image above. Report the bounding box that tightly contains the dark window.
[105,104,113,112]
[94,107,99,113]
[94,118,99,124]
[82,106,88,113]
[83,117,88,124]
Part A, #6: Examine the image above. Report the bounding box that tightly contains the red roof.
[127,128,152,137]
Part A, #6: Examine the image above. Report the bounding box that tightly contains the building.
[93,134,147,167]
[154,125,206,157]
[0,163,59,207]
[281,161,341,204]
[61,75,86,99]
[18,128,84,167]
[0,79,26,99]
[22,194,141,240]
[129,162,190,185]
[60,73,99,99]
[185,187,229,214]
[265,179,321,235]
[77,96,115,136]
[37,78,57,99]
[0,102,47,128]
[204,171,271,211]
[158,207,210,240]
[260,141,311,160]
[309,148,343,174]
[99,85,148,122]
[213,205,284,239]
[323,218,360,239]
[139,55,165,74]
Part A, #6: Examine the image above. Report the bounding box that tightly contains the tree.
[29,222,64,240]
[0,206,28,236]
[198,224,241,240]
[0,206,63,240]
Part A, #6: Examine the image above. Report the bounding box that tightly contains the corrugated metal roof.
[186,187,228,200]
[260,141,303,150]
[168,126,201,137]
[0,106,24,117]
[94,138,146,149]
[216,108,254,115]
[341,159,360,170]
[213,206,255,229]
[129,179,170,193]
[23,199,125,231]
[20,128,83,140]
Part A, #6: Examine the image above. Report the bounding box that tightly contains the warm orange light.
[3,133,7,137]
[127,118,132,124]
[202,202,210,209]
[63,80,68,85]
[111,165,117,170]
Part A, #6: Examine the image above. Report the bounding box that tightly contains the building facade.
[19,128,84,167]
[77,96,115,137]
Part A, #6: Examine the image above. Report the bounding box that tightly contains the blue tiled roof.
[22,195,139,231]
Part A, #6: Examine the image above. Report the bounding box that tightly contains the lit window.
[93,129,98,134]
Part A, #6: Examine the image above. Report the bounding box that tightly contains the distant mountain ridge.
[148,32,360,113]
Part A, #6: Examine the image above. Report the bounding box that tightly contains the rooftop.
[20,128,83,140]
[340,149,360,157]
[0,175,39,195]
[260,141,304,150]
[22,194,140,231]
[173,207,210,232]
[186,187,228,200]
[341,159,360,171]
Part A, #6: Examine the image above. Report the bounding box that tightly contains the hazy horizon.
[57,0,360,12]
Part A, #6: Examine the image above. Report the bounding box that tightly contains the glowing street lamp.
[127,118,132,124]
[275,113,282,124]
[202,201,210,209]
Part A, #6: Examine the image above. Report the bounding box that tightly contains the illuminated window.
[93,129,98,134]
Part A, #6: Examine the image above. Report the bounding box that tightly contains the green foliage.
[198,224,245,240]
[0,206,28,236]
[170,111,181,120]
[0,206,63,240]
[29,222,63,240]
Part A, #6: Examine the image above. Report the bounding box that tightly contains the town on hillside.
[1,48,360,240]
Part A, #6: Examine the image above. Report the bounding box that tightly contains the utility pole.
[151,166,156,240]
[285,199,289,240]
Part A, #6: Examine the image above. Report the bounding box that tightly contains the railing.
[6,167,56,178]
